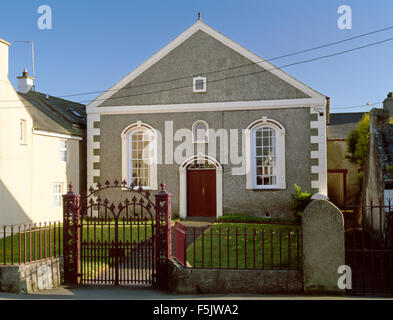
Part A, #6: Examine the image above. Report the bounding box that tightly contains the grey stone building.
[86,18,328,219]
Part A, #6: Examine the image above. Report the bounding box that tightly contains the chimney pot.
[17,68,34,93]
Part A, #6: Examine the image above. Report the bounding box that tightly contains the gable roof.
[87,19,326,110]
[18,91,86,137]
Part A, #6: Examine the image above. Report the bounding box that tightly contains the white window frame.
[20,119,27,145]
[193,76,207,93]
[53,183,63,208]
[192,120,209,143]
[121,122,158,190]
[59,139,68,162]
[246,118,286,190]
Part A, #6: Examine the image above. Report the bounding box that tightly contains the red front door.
[187,169,216,217]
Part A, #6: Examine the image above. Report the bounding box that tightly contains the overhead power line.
[74,35,393,104]
[57,24,393,99]
[330,101,382,110]
[0,27,392,107]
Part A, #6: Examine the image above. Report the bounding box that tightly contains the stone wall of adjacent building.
[363,108,391,233]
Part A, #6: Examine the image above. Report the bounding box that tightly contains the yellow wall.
[0,68,34,225]
[0,39,82,225]
[31,134,81,223]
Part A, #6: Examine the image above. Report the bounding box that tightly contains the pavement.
[0,285,391,300]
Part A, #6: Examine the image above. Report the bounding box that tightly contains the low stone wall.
[0,257,63,294]
[168,258,302,294]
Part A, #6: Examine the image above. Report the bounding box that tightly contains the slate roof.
[18,91,86,137]
[329,112,366,126]
[327,112,366,140]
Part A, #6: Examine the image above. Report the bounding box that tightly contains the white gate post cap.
[311,193,329,201]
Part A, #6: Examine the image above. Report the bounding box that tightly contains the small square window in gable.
[193,76,206,93]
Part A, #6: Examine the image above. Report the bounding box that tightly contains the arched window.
[246,118,286,189]
[254,127,276,186]
[192,120,209,143]
[121,122,157,190]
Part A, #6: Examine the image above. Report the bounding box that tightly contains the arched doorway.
[179,155,222,219]
[187,160,216,217]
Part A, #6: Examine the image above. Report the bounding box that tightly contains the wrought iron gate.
[63,180,171,287]
[344,203,393,296]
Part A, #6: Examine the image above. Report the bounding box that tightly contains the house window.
[193,76,207,93]
[129,131,153,187]
[246,119,286,190]
[192,120,209,143]
[59,139,68,162]
[53,183,62,208]
[121,122,158,190]
[20,119,27,144]
[254,127,276,186]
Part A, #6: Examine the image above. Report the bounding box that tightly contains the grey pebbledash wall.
[98,30,309,107]
[97,107,313,219]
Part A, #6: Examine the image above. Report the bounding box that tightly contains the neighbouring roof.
[327,112,366,140]
[18,91,86,137]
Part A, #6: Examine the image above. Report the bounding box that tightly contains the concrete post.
[302,199,345,294]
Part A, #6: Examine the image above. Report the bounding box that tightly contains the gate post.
[62,183,81,284]
[154,183,172,289]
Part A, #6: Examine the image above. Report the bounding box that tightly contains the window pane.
[193,122,208,142]
[59,139,68,162]
[53,183,62,207]
[130,130,152,187]
[195,80,204,90]
[255,127,276,186]
[20,120,27,144]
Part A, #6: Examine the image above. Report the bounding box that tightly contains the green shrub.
[345,114,369,171]
[172,212,180,220]
[290,184,312,218]
[386,164,393,178]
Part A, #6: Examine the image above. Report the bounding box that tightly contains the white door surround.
[179,154,222,219]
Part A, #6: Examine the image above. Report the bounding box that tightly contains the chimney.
[17,69,34,93]
[0,38,10,81]
[383,92,393,116]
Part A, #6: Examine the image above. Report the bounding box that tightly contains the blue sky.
[0,0,392,113]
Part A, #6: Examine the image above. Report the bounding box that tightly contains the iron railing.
[344,202,393,296]
[173,221,302,270]
[1,221,62,265]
